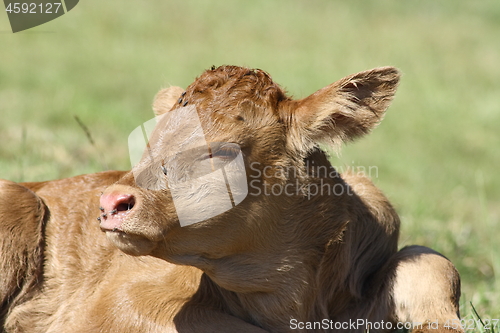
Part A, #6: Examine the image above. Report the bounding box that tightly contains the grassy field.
[1,0,499,323]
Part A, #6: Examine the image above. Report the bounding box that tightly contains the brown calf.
[0,66,461,332]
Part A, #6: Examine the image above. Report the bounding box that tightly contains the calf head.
[99,65,400,286]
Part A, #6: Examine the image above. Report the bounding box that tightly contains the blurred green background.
[1,0,499,320]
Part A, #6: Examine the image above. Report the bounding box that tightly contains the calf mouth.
[98,211,157,256]
[98,207,134,233]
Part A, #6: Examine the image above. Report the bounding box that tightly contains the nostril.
[116,197,135,212]
[100,193,136,215]
[112,194,135,212]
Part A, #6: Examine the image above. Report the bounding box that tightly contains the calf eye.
[210,143,240,161]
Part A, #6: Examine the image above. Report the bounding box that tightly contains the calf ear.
[287,67,400,152]
[152,86,185,116]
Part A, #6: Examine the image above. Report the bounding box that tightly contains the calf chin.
[104,231,158,256]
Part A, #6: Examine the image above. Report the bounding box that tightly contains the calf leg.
[390,245,462,332]
[0,180,47,329]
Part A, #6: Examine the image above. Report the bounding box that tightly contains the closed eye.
[209,143,240,160]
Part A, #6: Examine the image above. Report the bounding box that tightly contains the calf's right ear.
[285,67,400,152]
[152,86,185,116]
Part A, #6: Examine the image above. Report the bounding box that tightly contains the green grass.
[1,0,499,321]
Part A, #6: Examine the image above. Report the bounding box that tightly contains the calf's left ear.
[153,86,185,116]
[286,66,400,151]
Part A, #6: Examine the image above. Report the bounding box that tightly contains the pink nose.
[98,192,136,231]
[100,193,135,213]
